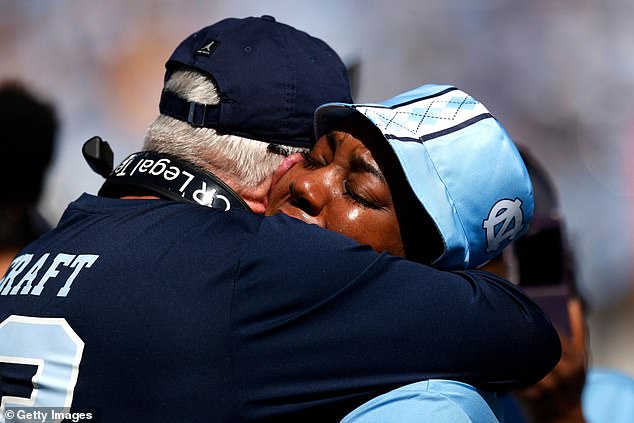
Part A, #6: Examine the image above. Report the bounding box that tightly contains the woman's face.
[265,119,406,257]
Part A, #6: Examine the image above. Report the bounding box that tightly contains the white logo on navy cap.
[196,40,218,57]
[482,198,525,253]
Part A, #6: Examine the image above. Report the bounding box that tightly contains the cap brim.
[315,102,364,141]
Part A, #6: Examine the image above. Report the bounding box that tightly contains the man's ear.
[237,175,275,215]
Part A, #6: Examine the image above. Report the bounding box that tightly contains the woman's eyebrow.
[350,154,387,184]
[326,130,387,183]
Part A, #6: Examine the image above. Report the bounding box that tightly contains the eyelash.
[301,152,324,169]
[344,181,383,210]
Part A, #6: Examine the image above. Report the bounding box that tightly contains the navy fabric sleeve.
[231,215,560,421]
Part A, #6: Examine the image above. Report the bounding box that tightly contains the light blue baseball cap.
[314,84,533,269]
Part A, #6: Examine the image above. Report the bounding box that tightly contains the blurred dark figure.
[484,148,634,423]
[0,81,58,273]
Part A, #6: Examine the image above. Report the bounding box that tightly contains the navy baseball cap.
[159,15,352,148]
[315,85,534,269]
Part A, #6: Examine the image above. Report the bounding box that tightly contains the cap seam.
[273,22,295,134]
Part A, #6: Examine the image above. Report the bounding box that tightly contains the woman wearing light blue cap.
[267,84,533,270]
[266,84,536,422]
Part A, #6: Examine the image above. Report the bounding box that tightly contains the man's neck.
[234,176,272,215]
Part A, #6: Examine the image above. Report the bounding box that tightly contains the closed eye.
[301,152,326,169]
[343,181,384,210]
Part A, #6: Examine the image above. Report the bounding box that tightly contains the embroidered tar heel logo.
[482,198,525,253]
[196,40,219,57]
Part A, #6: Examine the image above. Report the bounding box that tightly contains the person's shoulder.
[67,193,264,231]
[341,380,502,423]
[53,194,265,265]
[582,368,634,423]
[585,367,634,387]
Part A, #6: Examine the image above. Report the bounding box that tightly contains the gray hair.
[144,70,304,189]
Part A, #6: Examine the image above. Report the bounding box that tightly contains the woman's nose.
[289,166,334,217]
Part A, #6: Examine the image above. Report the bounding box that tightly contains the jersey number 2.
[0,315,84,422]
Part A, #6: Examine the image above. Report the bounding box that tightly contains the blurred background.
[2,0,633,376]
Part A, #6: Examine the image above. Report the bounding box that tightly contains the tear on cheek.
[270,153,305,192]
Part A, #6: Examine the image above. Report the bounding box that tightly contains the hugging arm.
[230,217,561,420]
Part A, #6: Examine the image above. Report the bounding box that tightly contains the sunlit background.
[2,0,633,376]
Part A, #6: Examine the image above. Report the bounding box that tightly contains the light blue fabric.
[315,85,533,269]
[341,380,502,423]
[582,368,634,423]
[502,367,634,423]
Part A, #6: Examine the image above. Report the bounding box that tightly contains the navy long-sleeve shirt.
[0,194,560,422]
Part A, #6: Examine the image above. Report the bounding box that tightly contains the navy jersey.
[0,194,560,422]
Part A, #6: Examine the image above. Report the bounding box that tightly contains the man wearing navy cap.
[0,16,558,422]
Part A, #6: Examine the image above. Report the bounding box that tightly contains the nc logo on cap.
[482,198,525,253]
